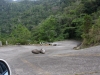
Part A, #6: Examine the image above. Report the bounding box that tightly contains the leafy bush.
[9,24,31,45]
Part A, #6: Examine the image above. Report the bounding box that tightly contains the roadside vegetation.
[0,0,100,48]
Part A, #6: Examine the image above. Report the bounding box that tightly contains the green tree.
[83,14,92,34]
[10,24,31,44]
[81,14,93,47]
[32,15,58,42]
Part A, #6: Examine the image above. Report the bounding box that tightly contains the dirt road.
[0,40,100,75]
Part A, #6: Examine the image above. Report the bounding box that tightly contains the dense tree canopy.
[0,0,100,47]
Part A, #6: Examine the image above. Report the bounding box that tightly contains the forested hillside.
[0,0,100,47]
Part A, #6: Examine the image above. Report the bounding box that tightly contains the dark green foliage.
[31,15,66,42]
[72,17,84,38]
[81,18,100,47]
[81,15,93,47]
[9,24,31,44]
[83,14,92,34]
[0,0,76,44]
[83,0,100,14]
[0,0,100,46]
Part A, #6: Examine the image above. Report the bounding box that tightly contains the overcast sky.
[12,0,37,1]
[13,0,17,1]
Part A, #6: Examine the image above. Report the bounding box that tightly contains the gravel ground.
[0,40,100,75]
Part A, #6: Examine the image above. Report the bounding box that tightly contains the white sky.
[13,0,17,1]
